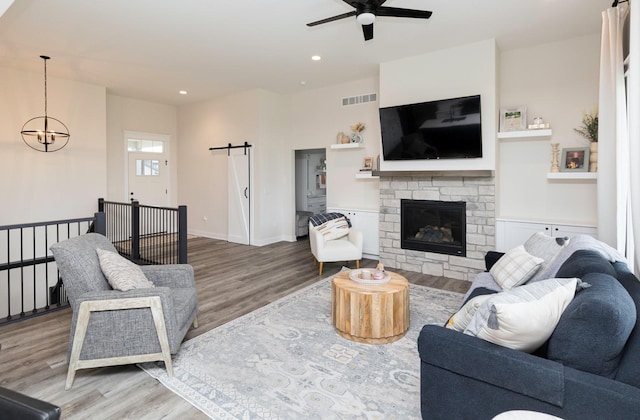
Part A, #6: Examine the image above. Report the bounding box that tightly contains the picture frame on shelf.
[363,156,373,170]
[560,147,590,172]
[500,106,527,132]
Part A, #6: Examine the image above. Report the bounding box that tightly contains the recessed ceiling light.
[179,90,187,95]
[300,81,307,86]
[311,55,321,61]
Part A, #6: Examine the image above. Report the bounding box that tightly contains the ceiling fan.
[307,0,432,41]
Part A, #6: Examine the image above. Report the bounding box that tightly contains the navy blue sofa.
[418,249,640,419]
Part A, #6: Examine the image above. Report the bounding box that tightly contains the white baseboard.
[188,230,299,247]
[252,234,297,246]
[188,229,227,241]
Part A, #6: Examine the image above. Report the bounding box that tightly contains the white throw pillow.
[97,249,155,291]
[315,216,351,241]
[464,277,578,352]
[490,245,544,290]
[446,294,494,332]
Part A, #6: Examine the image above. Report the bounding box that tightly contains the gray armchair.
[50,233,198,390]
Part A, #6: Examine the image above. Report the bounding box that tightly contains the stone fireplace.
[379,175,495,281]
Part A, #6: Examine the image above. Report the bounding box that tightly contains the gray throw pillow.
[524,232,569,283]
[97,249,155,291]
[524,232,568,262]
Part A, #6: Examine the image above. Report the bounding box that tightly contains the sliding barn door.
[228,148,251,245]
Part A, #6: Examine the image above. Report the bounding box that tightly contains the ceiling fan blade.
[362,23,374,41]
[307,11,357,26]
[342,0,387,7]
[376,6,432,19]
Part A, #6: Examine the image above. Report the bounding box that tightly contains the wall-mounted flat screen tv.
[379,95,482,161]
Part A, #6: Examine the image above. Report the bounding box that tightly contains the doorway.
[294,148,326,238]
[125,131,170,207]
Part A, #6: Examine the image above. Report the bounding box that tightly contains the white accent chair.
[309,221,363,275]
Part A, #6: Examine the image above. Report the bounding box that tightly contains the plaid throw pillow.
[490,245,544,290]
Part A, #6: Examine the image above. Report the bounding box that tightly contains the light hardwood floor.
[0,236,470,419]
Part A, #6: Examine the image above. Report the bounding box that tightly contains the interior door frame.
[123,130,171,205]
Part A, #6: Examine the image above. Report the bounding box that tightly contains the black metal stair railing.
[0,200,188,326]
[98,198,188,265]
[0,213,106,325]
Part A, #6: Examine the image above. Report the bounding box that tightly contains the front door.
[128,152,169,207]
[126,133,170,237]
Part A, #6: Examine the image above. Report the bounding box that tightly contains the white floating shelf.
[355,172,379,179]
[330,143,364,149]
[498,129,553,139]
[547,172,597,180]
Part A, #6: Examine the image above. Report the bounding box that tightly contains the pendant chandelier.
[21,55,70,152]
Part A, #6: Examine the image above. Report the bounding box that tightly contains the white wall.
[178,88,289,244]
[498,34,600,225]
[106,95,178,205]
[378,39,498,172]
[287,77,381,212]
[0,66,106,224]
[254,90,288,244]
[178,79,381,244]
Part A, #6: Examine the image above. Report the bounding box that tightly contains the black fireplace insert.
[401,199,466,256]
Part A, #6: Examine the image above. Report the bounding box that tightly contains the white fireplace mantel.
[373,170,494,178]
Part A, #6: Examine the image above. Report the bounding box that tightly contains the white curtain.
[598,2,639,272]
[629,1,640,272]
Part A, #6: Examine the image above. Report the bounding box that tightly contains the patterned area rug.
[140,275,463,419]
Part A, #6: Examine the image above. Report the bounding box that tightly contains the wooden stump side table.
[331,270,410,344]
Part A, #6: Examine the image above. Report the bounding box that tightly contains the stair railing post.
[178,205,188,264]
[131,200,140,261]
[94,212,106,235]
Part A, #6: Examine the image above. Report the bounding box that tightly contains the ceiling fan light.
[356,12,375,26]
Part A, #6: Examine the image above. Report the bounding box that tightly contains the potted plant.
[574,110,598,143]
[575,110,598,172]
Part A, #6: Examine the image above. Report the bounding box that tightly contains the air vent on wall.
[342,93,377,106]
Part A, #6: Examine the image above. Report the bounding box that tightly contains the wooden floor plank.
[0,236,469,418]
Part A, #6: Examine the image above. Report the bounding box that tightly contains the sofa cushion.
[555,249,617,279]
[613,261,640,387]
[547,272,636,379]
[489,245,544,290]
[464,277,578,352]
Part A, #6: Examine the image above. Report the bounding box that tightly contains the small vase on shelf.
[589,142,598,172]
